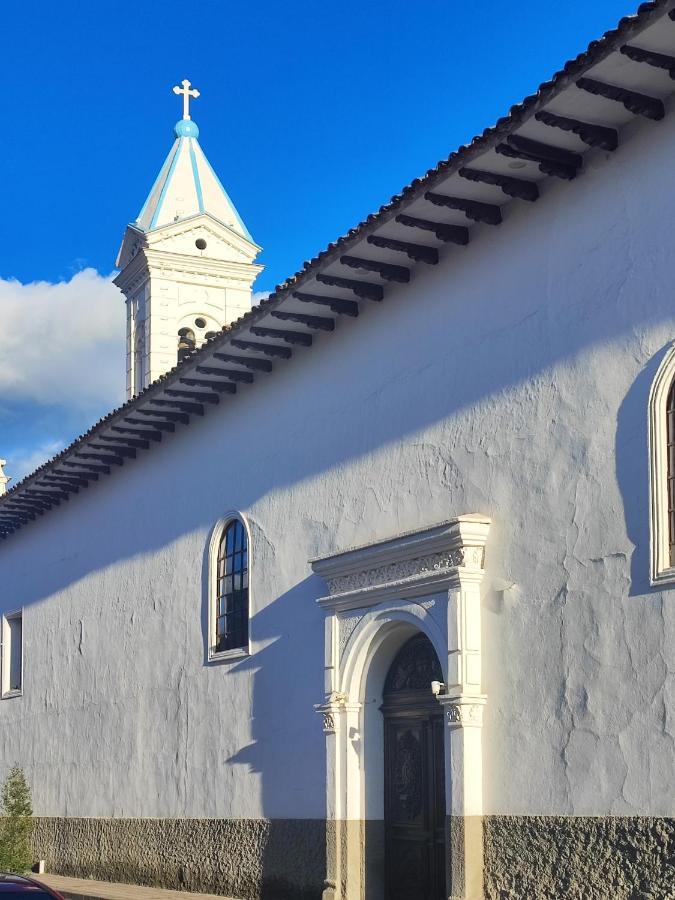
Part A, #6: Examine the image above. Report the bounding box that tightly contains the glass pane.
[214,520,249,652]
[232,589,242,613]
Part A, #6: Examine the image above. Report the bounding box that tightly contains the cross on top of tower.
[173,79,200,121]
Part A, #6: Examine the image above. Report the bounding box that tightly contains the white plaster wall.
[3,101,675,820]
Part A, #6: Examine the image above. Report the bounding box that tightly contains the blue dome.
[174,119,199,138]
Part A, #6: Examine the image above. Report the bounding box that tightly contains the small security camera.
[430,680,446,696]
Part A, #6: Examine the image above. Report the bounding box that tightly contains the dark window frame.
[667,381,675,568]
[214,519,249,653]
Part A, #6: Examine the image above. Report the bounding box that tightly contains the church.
[3,2,675,898]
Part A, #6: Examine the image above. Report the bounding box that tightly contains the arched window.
[648,346,675,583]
[134,329,144,395]
[208,515,250,660]
[667,382,675,569]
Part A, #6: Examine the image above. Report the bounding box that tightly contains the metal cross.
[172,79,200,120]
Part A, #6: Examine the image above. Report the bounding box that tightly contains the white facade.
[3,100,675,825]
[5,9,675,896]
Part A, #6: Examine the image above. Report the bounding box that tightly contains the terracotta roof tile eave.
[265,0,668,299]
[0,0,669,530]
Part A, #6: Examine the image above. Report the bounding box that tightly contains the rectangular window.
[2,611,23,697]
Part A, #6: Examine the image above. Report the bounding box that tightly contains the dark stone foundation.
[31,815,675,899]
[483,816,675,899]
[32,818,325,900]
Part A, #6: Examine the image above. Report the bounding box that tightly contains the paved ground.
[38,874,238,900]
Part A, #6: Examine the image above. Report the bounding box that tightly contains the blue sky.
[0,0,640,483]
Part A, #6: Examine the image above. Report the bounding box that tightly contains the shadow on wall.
[10,120,675,609]
[213,571,328,900]
[615,342,670,597]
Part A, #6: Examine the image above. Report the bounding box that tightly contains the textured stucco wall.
[483,816,675,899]
[2,97,675,827]
[32,818,325,899]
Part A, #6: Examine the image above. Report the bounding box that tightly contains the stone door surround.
[311,515,491,900]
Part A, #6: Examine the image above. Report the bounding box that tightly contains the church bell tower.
[114,80,263,398]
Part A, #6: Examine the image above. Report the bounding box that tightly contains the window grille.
[215,520,248,652]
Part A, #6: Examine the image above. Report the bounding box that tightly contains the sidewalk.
[38,874,239,900]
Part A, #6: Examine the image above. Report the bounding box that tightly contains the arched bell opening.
[177,327,196,363]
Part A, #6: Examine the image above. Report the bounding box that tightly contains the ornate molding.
[438,695,487,729]
[311,516,490,611]
[321,711,335,733]
[337,612,363,660]
[326,549,464,597]
[314,691,349,734]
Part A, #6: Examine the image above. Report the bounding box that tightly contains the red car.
[0,875,63,898]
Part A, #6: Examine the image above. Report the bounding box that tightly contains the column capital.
[437,693,487,729]
[314,691,353,734]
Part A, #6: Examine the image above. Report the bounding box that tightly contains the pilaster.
[439,520,490,899]
[438,694,487,899]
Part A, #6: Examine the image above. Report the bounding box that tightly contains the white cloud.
[0,269,125,412]
[252,290,270,306]
[9,439,64,483]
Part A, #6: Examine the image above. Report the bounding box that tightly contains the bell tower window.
[134,329,145,396]
[177,328,196,363]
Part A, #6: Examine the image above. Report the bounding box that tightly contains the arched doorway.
[381,633,446,900]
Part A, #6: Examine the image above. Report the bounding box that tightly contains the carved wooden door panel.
[382,634,446,900]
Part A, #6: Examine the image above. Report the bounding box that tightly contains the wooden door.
[382,634,446,900]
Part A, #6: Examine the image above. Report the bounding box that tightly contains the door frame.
[311,516,491,900]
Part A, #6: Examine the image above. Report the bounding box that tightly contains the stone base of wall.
[483,816,675,899]
[31,815,675,899]
[32,818,325,900]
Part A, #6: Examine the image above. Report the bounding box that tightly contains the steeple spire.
[128,80,252,238]
[114,81,263,400]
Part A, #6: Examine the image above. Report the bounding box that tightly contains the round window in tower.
[195,238,207,250]
[195,317,207,329]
